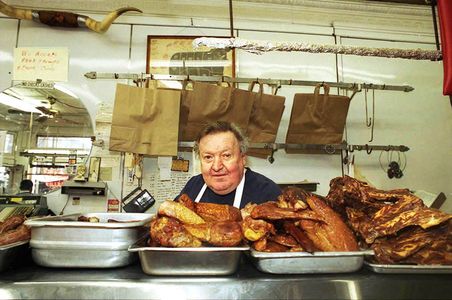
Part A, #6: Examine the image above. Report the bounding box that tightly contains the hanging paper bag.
[184,81,254,140]
[109,83,181,156]
[285,84,350,154]
[246,81,286,158]
[179,80,195,142]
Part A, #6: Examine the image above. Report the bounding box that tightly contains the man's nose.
[212,157,224,171]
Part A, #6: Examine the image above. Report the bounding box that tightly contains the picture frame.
[146,35,235,79]
[88,157,101,182]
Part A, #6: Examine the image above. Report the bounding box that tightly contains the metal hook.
[368,88,376,142]
[342,150,349,165]
[267,148,276,164]
[365,144,373,155]
[365,88,372,127]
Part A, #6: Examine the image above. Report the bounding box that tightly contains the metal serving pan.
[248,249,374,274]
[129,242,249,276]
[0,240,30,272]
[24,213,153,268]
[364,261,452,274]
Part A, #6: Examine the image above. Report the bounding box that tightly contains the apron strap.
[194,170,246,208]
[194,184,208,203]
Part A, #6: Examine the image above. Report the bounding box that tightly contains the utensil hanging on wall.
[364,87,376,142]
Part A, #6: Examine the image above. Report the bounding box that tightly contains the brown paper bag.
[179,80,195,141]
[184,81,254,140]
[285,84,351,154]
[246,82,286,158]
[109,83,181,156]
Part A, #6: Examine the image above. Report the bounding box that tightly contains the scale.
[122,187,155,213]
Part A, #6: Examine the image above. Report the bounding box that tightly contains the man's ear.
[241,153,247,165]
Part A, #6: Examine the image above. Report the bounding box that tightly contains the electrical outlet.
[72,196,80,205]
[127,168,134,183]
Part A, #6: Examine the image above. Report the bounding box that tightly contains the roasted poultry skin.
[246,187,359,252]
[184,221,243,247]
[158,200,205,225]
[299,193,359,251]
[150,216,202,247]
[152,195,244,247]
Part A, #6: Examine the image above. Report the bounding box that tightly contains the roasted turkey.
[245,187,359,252]
[149,194,244,247]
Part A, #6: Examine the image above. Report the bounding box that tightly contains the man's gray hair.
[193,121,249,155]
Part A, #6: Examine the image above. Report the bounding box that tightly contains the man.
[177,121,281,209]
[17,179,34,195]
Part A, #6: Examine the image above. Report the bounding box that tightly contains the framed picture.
[146,35,235,78]
[88,157,101,182]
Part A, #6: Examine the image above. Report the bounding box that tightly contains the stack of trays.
[0,240,30,272]
[24,213,153,268]
[248,249,374,274]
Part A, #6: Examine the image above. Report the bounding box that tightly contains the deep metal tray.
[24,213,152,228]
[31,248,137,268]
[364,261,452,274]
[24,213,153,268]
[129,243,250,276]
[248,249,374,274]
[0,240,30,272]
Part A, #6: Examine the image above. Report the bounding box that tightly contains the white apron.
[194,171,246,208]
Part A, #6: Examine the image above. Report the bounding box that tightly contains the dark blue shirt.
[176,168,282,209]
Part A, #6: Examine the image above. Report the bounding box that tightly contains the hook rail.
[84,72,414,92]
[178,142,409,154]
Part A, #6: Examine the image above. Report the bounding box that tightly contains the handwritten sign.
[13,47,69,82]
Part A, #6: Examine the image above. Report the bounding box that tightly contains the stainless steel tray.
[248,249,374,274]
[24,213,152,228]
[24,213,153,268]
[0,240,30,272]
[364,261,452,274]
[129,243,250,276]
[31,248,136,268]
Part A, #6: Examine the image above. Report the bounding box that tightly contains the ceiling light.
[0,92,43,114]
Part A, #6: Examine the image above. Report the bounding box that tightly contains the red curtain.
[438,0,452,95]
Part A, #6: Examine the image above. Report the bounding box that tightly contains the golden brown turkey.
[149,194,244,247]
[244,187,359,252]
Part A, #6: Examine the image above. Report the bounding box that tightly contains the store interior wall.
[0,0,450,214]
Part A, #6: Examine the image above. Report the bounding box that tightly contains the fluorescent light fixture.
[23,148,90,155]
[0,92,43,113]
[159,80,183,89]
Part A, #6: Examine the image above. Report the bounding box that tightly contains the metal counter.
[0,258,451,300]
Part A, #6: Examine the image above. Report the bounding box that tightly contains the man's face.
[198,131,246,195]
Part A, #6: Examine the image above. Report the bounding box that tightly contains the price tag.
[171,158,189,172]
[107,199,120,212]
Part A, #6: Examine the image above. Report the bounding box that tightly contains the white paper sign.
[13,47,69,82]
[157,156,172,181]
